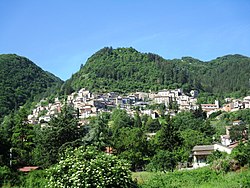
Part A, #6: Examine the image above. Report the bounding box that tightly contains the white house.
[192,143,232,169]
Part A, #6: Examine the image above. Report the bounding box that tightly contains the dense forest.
[67,47,250,96]
[0,54,63,122]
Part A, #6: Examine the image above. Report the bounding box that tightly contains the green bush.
[211,158,231,173]
[19,170,47,188]
[231,142,250,167]
[0,166,12,187]
[207,150,228,164]
[46,146,137,188]
[146,150,176,172]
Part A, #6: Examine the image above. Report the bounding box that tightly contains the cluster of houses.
[223,96,250,111]
[153,88,198,111]
[201,96,250,117]
[27,88,199,125]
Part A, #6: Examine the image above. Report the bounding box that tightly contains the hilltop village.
[28,88,250,125]
[28,88,250,124]
[28,88,199,125]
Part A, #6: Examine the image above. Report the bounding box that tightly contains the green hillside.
[67,47,250,95]
[0,54,63,121]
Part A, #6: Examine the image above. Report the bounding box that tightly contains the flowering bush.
[46,146,136,188]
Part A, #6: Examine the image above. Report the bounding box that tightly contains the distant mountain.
[201,54,250,94]
[0,54,63,121]
[66,47,250,95]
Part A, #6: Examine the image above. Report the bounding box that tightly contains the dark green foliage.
[0,166,12,187]
[229,109,250,124]
[0,119,11,167]
[0,108,36,168]
[82,114,110,151]
[180,129,210,151]
[193,104,207,119]
[19,170,48,188]
[0,54,63,122]
[32,105,88,168]
[209,110,222,119]
[67,47,250,97]
[144,118,161,132]
[115,127,148,171]
[201,55,250,94]
[230,123,248,142]
[207,150,228,164]
[146,150,176,172]
[68,47,192,93]
[111,108,134,140]
[231,142,250,166]
[152,120,181,152]
[11,108,35,168]
[134,111,142,128]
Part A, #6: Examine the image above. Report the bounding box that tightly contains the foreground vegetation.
[0,104,250,187]
[134,167,250,188]
[1,166,250,187]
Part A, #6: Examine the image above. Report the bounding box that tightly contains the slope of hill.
[68,47,196,93]
[0,54,63,121]
[201,54,250,94]
[67,47,250,95]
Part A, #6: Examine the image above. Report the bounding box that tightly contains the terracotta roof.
[18,166,40,172]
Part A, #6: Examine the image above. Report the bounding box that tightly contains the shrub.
[46,146,137,188]
[231,142,250,167]
[146,150,176,172]
[19,170,48,188]
[211,159,231,173]
[0,166,12,187]
[207,150,228,164]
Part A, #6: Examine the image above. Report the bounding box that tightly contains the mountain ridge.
[0,54,63,121]
[66,47,250,95]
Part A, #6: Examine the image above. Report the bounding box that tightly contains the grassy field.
[133,167,250,188]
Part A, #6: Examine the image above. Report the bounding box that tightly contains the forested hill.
[0,54,63,121]
[67,47,250,95]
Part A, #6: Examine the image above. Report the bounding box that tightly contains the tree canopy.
[0,54,63,122]
[67,47,250,96]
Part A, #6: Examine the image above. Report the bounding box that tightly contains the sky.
[0,0,250,80]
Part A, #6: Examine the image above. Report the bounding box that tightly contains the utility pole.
[10,148,13,168]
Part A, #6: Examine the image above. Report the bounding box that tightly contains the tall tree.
[11,108,35,167]
[32,105,88,167]
[134,111,142,128]
[152,120,182,152]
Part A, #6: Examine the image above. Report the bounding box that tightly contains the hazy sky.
[1,0,250,80]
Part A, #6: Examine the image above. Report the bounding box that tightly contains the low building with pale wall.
[192,143,232,169]
[201,100,219,112]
